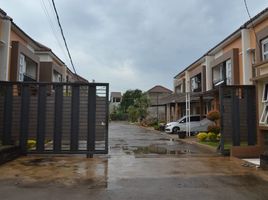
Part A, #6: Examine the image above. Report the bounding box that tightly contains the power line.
[243,0,260,49]
[39,0,69,63]
[51,0,77,75]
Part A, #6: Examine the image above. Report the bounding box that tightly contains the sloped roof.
[110,92,121,98]
[147,85,173,94]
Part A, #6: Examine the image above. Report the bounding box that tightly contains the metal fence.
[0,81,109,156]
[219,85,257,153]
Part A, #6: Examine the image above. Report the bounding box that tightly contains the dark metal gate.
[219,85,257,153]
[0,81,109,156]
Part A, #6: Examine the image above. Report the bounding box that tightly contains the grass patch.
[199,141,250,150]
[199,141,219,148]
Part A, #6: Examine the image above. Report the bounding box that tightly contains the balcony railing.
[23,74,37,82]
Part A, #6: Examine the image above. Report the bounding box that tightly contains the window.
[190,73,201,92]
[260,83,268,125]
[53,70,62,82]
[18,54,26,81]
[262,83,268,102]
[226,59,232,85]
[113,97,121,103]
[175,84,182,94]
[213,63,226,86]
[262,38,268,61]
[190,116,200,121]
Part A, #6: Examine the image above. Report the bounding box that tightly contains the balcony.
[253,60,268,81]
[23,74,37,82]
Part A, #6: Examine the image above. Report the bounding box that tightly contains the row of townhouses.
[0,9,87,83]
[161,7,268,157]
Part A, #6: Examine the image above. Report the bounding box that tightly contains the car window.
[190,116,200,121]
[179,118,186,123]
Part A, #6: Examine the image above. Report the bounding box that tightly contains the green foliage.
[153,124,160,130]
[27,140,36,149]
[217,133,221,141]
[120,89,143,112]
[197,132,208,142]
[207,132,217,142]
[127,105,139,122]
[207,125,220,134]
[127,93,150,123]
[110,110,128,121]
[206,110,220,122]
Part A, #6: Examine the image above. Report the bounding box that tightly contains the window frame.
[261,37,268,61]
[260,82,268,125]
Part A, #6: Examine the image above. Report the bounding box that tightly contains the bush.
[197,132,208,142]
[27,140,36,149]
[153,124,160,130]
[207,125,220,134]
[217,133,221,141]
[207,110,220,121]
[207,132,217,142]
[110,111,128,121]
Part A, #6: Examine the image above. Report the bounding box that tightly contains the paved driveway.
[1,121,268,200]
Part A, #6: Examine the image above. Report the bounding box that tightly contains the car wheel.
[172,127,179,134]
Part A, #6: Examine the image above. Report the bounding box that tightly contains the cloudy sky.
[1,0,268,93]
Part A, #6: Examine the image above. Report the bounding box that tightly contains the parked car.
[165,115,214,135]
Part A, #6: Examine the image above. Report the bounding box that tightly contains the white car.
[165,115,214,134]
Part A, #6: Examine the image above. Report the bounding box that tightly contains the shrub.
[153,124,160,130]
[207,125,220,134]
[197,132,208,142]
[207,132,217,142]
[217,133,221,141]
[206,110,220,122]
[27,140,36,149]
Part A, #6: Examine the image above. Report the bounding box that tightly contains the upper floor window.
[175,84,182,94]
[18,54,26,81]
[262,38,268,61]
[113,97,121,103]
[226,59,232,85]
[18,53,38,82]
[213,63,225,86]
[260,83,268,125]
[53,70,62,82]
[190,73,201,92]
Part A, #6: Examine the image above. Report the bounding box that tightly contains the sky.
[1,0,268,93]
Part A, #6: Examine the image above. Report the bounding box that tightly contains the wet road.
[1,121,268,199]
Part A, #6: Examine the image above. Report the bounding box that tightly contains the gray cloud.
[1,0,268,92]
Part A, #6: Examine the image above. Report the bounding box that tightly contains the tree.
[120,89,142,112]
[127,93,150,122]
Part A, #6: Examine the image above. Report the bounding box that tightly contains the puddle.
[19,158,55,167]
[133,145,186,155]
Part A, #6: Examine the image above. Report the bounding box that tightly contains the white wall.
[241,28,252,85]
[0,18,11,81]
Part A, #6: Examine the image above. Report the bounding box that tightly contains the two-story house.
[167,7,268,157]
[0,8,87,84]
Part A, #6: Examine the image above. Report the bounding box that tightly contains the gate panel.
[220,85,257,152]
[0,82,109,155]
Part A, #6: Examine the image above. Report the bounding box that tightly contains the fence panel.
[220,85,257,152]
[0,81,109,156]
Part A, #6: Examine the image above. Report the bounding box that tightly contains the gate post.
[20,84,30,154]
[3,84,13,145]
[87,85,96,158]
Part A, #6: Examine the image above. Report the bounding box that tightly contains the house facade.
[166,7,268,157]
[109,92,122,113]
[0,8,87,84]
[35,44,67,83]
[146,85,172,122]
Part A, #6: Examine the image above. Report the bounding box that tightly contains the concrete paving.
[0,121,268,199]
